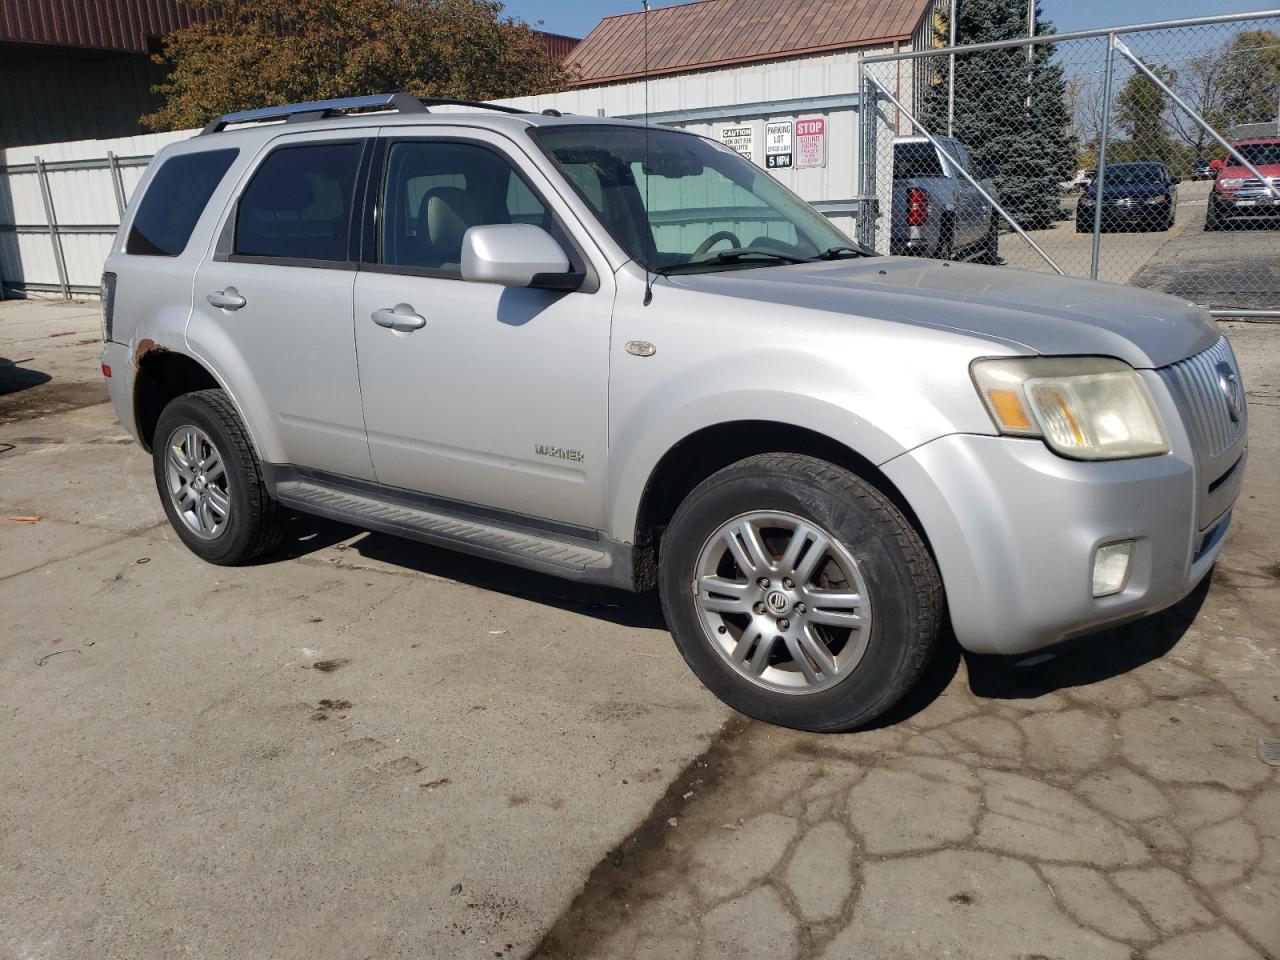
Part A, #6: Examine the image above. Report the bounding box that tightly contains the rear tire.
[153,389,285,565]
[658,454,943,732]
[936,216,955,261]
[977,219,1001,265]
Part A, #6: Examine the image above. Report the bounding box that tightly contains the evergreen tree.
[919,0,1076,227]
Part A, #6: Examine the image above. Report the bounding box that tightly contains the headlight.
[1218,177,1244,189]
[971,357,1169,460]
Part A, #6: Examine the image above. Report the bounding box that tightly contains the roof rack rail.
[200,93,531,135]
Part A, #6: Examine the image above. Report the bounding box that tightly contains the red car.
[1207,138,1280,230]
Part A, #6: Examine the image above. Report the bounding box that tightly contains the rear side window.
[234,142,364,263]
[893,142,943,180]
[127,149,238,257]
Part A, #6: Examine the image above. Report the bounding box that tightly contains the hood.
[665,257,1219,369]
[1217,161,1280,180]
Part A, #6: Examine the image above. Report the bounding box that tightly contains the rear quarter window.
[893,143,943,180]
[127,149,238,257]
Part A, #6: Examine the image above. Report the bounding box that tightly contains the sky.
[508,0,1277,40]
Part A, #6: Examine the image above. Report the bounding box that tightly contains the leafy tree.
[919,0,1076,227]
[142,0,568,131]
[1218,29,1280,128]
[1113,65,1179,168]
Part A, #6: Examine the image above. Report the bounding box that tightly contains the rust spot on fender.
[133,338,170,366]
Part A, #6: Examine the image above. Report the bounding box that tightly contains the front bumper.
[1212,193,1280,217]
[883,431,1241,656]
[1078,200,1172,225]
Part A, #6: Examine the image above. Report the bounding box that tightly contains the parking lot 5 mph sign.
[766,120,794,169]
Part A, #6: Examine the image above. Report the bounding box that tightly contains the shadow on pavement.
[267,511,665,631]
[0,354,52,395]
[264,511,1213,712]
[964,575,1210,701]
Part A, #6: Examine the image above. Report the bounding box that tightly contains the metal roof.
[1,1,578,59]
[564,0,935,86]
[0,0,204,54]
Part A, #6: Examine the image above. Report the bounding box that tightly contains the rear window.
[234,141,364,263]
[126,149,238,257]
[893,142,943,179]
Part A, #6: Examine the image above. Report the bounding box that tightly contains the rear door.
[350,127,614,529]
[189,133,376,480]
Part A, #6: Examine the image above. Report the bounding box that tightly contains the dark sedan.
[1075,162,1179,233]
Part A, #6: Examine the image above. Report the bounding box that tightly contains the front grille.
[1240,177,1280,191]
[1159,336,1245,459]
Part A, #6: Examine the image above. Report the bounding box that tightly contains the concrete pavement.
[2,300,1278,960]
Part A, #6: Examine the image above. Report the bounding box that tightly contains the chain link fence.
[858,9,1280,319]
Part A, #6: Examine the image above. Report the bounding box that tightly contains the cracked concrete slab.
[3,307,1278,960]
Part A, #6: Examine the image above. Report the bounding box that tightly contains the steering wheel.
[691,231,742,260]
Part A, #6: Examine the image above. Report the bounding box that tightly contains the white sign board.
[765,120,794,170]
[719,125,756,162]
[796,117,827,169]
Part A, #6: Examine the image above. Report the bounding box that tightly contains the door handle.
[371,305,426,333]
[207,288,246,311]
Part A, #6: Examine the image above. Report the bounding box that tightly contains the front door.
[352,130,613,530]
[190,134,375,480]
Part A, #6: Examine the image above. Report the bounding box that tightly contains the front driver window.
[379,141,551,274]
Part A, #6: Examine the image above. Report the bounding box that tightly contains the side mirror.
[461,224,582,291]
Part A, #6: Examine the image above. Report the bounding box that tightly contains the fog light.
[1092,540,1134,597]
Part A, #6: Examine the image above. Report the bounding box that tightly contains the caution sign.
[719,125,756,161]
[765,120,794,169]
[796,117,827,169]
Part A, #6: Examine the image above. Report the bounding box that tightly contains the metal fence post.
[947,0,957,137]
[34,156,71,300]
[107,151,128,219]
[1090,34,1117,281]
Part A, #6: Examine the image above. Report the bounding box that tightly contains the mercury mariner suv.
[100,94,1248,732]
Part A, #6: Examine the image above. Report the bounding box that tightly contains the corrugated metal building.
[500,0,941,237]
[0,1,580,149]
[0,0,200,147]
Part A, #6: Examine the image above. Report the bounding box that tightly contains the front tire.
[658,454,943,732]
[153,389,285,565]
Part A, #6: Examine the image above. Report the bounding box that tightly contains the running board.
[267,467,630,588]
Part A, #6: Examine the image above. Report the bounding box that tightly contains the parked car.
[1207,138,1280,230]
[1064,169,1094,191]
[1191,158,1217,181]
[1076,162,1179,232]
[101,95,1247,732]
[890,136,1001,264]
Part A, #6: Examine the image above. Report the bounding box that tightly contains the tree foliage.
[919,0,1076,227]
[1113,66,1179,167]
[1217,29,1280,127]
[142,0,569,131]
[1069,28,1280,174]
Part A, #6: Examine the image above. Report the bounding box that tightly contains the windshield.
[529,125,860,274]
[1102,164,1166,185]
[1234,142,1280,167]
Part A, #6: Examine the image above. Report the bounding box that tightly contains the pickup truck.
[891,136,1001,264]
[1207,137,1280,230]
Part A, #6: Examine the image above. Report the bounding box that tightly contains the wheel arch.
[624,419,934,592]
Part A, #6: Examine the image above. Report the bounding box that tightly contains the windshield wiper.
[658,249,811,274]
[812,245,875,260]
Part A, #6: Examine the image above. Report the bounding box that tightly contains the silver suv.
[100,94,1247,732]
